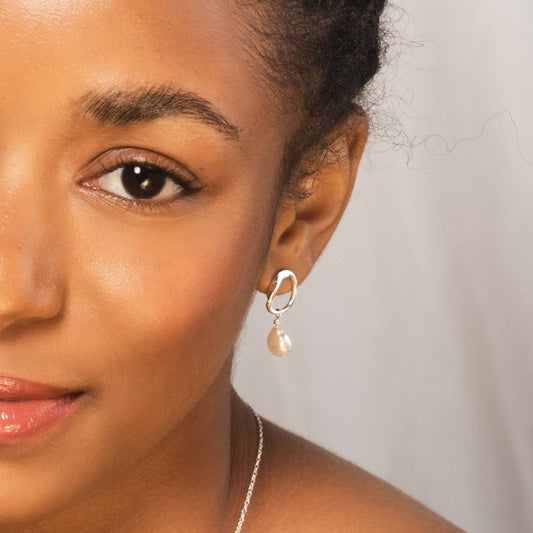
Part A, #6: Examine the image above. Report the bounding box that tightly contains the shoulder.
[251,419,465,533]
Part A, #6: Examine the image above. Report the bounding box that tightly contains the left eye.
[97,164,184,201]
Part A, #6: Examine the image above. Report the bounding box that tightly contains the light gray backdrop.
[233,2,533,532]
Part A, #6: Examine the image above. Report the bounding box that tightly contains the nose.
[0,189,64,334]
[0,258,63,333]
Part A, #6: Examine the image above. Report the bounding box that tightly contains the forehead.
[0,0,284,152]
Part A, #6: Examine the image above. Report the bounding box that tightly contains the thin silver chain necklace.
[232,407,264,533]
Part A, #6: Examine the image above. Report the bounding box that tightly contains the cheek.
[68,197,272,426]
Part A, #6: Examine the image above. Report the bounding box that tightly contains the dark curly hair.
[240,0,387,198]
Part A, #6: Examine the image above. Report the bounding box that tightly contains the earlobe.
[258,113,369,294]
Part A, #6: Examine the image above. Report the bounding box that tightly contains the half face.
[0,0,288,524]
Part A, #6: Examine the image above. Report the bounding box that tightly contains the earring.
[266,269,298,357]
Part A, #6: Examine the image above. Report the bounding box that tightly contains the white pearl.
[267,325,292,357]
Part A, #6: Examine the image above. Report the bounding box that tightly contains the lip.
[0,375,78,400]
[0,376,83,444]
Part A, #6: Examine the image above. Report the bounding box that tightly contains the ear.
[257,112,368,294]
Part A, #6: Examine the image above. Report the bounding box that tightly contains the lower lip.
[0,394,81,444]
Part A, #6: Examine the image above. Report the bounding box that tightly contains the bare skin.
[0,1,464,531]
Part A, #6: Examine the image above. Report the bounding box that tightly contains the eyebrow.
[75,85,240,140]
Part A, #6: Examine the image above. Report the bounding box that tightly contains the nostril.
[0,278,64,333]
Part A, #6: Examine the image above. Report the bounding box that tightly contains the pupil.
[121,165,167,199]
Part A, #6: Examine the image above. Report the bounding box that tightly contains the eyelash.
[83,149,203,214]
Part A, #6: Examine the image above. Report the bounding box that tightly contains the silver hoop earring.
[266,269,298,357]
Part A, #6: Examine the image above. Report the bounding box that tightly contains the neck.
[3,362,258,533]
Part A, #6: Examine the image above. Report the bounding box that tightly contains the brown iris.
[121,165,168,199]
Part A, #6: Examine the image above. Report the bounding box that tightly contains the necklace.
[233,407,264,533]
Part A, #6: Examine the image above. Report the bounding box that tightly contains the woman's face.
[0,0,288,522]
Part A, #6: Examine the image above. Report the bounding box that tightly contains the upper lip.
[0,376,79,400]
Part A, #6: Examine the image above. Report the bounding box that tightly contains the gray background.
[234,2,533,532]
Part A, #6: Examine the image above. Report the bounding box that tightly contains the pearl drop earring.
[266,269,297,357]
